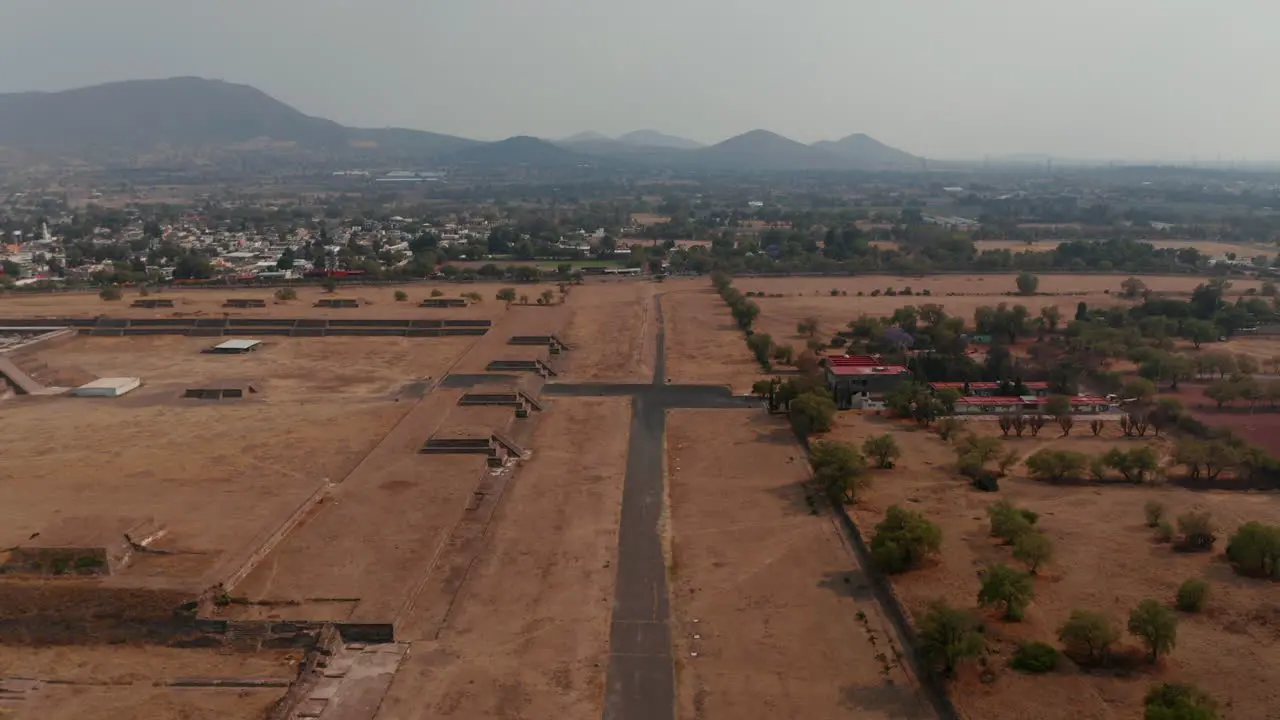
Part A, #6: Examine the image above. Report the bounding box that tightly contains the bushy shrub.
[1176,511,1216,552]
[1155,521,1175,543]
[1144,682,1218,720]
[99,286,122,301]
[870,505,942,574]
[1175,579,1210,612]
[1010,641,1059,673]
[430,288,444,297]
[988,499,1036,544]
[1057,609,1120,664]
[1144,500,1166,528]
[274,287,298,301]
[394,290,408,301]
[1225,521,1280,578]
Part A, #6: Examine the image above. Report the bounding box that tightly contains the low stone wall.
[793,431,962,720]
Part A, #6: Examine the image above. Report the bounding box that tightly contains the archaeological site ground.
[0,274,1276,719]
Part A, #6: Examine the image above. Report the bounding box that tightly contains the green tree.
[274,287,298,301]
[1103,446,1160,483]
[1044,394,1072,419]
[1057,609,1120,664]
[394,290,408,302]
[496,287,517,303]
[1183,318,1216,349]
[1014,531,1053,574]
[916,601,985,678]
[978,563,1035,620]
[98,286,122,301]
[0,259,21,277]
[1015,272,1040,295]
[1025,448,1088,483]
[808,440,867,503]
[862,434,901,469]
[870,505,942,574]
[321,278,338,293]
[1123,377,1158,402]
[1128,599,1178,662]
[789,393,836,436]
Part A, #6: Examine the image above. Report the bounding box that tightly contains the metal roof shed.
[72,377,141,397]
[208,339,263,354]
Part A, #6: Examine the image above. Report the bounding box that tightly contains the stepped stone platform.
[485,359,558,376]
[458,389,544,417]
[508,334,571,353]
[420,297,469,308]
[2,516,165,577]
[130,298,175,308]
[420,427,528,466]
[223,298,267,308]
[314,298,361,308]
[182,382,259,400]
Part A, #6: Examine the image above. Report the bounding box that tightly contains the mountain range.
[0,77,923,171]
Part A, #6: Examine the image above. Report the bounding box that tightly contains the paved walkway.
[540,296,756,720]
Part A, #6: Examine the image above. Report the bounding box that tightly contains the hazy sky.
[2,0,1277,160]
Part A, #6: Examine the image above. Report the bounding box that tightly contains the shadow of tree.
[817,569,877,602]
[841,681,934,718]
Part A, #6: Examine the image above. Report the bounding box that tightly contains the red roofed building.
[824,354,912,409]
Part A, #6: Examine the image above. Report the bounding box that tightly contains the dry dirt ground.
[0,646,295,719]
[731,274,1263,345]
[667,409,934,719]
[0,335,473,589]
[559,280,657,382]
[376,396,629,720]
[0,283,524,320]
[829,414,1280,720]
[661,283,764,391]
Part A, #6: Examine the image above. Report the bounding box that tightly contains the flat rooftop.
[213,339,262,351]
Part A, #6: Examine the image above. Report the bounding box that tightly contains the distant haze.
[2,0,1278,161]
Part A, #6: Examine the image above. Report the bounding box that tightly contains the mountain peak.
[617,129,703,149]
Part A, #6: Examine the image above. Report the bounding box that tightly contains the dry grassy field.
[0,335,471,589]
[667,409,933,719]
[730,274,1263,346]
[560,281,657,382]
[970,239,1277,258]
[661,284,764,391]
[380,396,629,719]
[0,646,295,719]
[828,414,1280,720]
